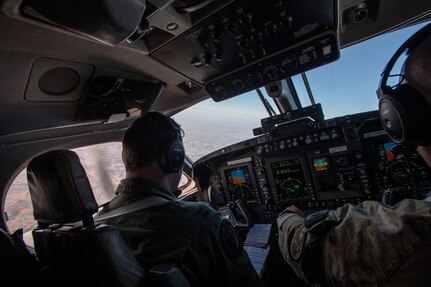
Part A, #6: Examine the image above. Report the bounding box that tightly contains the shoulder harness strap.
[94,196,172,222]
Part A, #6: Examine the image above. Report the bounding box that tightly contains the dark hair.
[122,112,179,171]
[405,34,431,105]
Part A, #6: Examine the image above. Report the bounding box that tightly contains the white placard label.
[363,130,387,139]
[227,157,252,166]
[329,145,348,154]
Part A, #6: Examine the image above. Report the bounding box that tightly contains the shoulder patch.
[220,219,243,258]
[304,209,329,229]
[290,227,305,261]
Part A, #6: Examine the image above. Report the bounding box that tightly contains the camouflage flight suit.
[99,178,261,287]
[277,194,431,286]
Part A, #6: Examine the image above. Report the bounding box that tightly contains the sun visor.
[20,0,147,45]
[77,76,164,122]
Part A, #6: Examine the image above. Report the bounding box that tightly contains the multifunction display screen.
[224,166,256,201]
[312,154,360,193]
[375,140,431,189]
[270,158,309,199]
[313,157,329,172]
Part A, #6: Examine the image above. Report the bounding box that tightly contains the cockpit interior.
[1,0,431,286]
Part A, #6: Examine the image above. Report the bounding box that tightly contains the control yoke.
[218,198,254,230]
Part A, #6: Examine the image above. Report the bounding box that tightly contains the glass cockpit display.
[312,154,361,193]
[374,140,431,190]
[270,159,309,199]
[224,166,257,201]
[313,157,329,172]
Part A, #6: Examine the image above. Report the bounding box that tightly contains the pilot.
[99,112,260,287]
[277,26,431,286]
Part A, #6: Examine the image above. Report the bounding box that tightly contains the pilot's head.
[403,32,431,105]
[404,31,431,167]
[379,25,431,166]
[122,112,185,191]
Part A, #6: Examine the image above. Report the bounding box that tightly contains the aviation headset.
[135,112,185,173]
[377,22,431,147]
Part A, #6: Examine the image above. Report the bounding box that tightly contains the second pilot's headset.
[377,22,431,147]
[146,112,185,173]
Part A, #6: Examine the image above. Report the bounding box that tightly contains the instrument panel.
[192,111,431,223]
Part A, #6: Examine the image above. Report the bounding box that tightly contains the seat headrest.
[27,150,98,225]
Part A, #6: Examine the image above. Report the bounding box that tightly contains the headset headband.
[378,22,431,97]
[143,111,182,140]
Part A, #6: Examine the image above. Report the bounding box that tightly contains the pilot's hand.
[283,205,305,217]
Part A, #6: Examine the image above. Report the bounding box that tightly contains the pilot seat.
[27,150,190,287]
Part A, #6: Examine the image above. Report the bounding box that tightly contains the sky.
[175,22,429,160]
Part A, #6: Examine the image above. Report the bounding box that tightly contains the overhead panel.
[150,0,340,101]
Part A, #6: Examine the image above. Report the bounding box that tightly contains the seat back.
[0,228,42,287]
[27,150,145,287]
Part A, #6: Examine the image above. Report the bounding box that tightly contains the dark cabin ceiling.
[0,0,430,136]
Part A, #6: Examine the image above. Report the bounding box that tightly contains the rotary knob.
[202,53,213,66]
[210,26,225,43]
[246,71,264,84]
[263,65,278,81]
[279,57,298,74]
[240,13,254,27]
[230,79,245,92]
[213,48,225,62]
[211,84,228,99]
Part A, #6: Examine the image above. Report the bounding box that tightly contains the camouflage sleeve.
[277,212,308,281]
[321,199,431,286]
[277,209,340,284]
[278,198,431,286]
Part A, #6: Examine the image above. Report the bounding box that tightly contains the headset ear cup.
[158,139,185,173]
[379,90,408,145]
[379,84,431,146]
[167,140,185,173]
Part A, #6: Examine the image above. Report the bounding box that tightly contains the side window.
[178,173,197,199]
[74,142,125,205]
[5,172,35,234]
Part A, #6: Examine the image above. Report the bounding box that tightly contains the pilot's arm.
[278,198,431,286]
[277,206,339,285]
